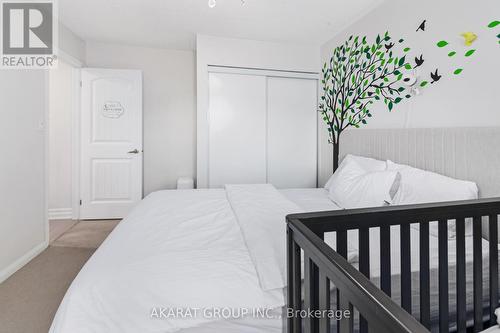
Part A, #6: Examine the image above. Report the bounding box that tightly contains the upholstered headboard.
[340,127,500,199]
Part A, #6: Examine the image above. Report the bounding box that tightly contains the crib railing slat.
[318,271,330,333]
[336,230,347,333]
[304,255,312,331]
[359,228,370,277]
[337,230,347,258]
[286,228,297,333]
[359,228,370,333]
[473,216,483,332]
[490,214,499,326]
[380,225,391,296]
[419,222,430,329]
[292,238,302,333]
[456,218,467,333]
[438,219,449,333]
[401,223,412,313]
[304,255,318,332]
[338,291,353,333]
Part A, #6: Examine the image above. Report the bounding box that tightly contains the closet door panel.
[208,73,267,187]
[267,77,317,188]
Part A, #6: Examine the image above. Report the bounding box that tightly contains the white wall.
[48,61,74,217]
[196,34,320,188]
[0,22,83,283]
[0,71,48,283]
[318,0,500,185]
[86,42,196,195]
[58,21,86,65]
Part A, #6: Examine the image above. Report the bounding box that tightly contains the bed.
[49,128,500,333]
[50,186,499,333]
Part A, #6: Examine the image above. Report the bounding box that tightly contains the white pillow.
[387,160,478,205]
[387,160,478,238]
[324,154,387,190]
[328,158,400,209]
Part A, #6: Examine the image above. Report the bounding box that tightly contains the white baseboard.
[0,240,48,284]
[48,208,73,220]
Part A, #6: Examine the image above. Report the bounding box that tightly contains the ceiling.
[58,0,383,51]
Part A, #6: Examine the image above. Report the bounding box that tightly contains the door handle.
[127,149,140,154]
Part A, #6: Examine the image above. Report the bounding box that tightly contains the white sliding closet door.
[208,73,267,187]
[267,77,317,188]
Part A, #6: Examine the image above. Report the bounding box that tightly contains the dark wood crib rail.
[286,198,500,333]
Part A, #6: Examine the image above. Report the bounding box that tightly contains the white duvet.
[50,187,289,333]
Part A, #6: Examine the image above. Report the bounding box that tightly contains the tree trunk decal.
[333,141,340,172]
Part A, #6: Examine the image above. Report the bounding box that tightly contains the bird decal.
[461,32,477,46]
[414,55,425,68]
[384,42,394,52]
[430,69,442,84]
[416,20,426,32]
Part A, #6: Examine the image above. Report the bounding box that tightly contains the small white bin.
[177,177,194,189]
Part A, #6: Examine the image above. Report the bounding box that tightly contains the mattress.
[49,186,498,333]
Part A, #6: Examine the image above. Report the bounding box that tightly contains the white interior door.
[80,69,143,220]
[208,72,267,187]
[267,77,317,188]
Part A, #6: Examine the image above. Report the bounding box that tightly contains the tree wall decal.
[320,32,417,172]
[321,20,499,174]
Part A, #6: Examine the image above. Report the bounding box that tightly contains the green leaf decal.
[388,101,393,111]
[420,81,428,87]
[454,68,463,75]
[403,47,411,52]
[464,49,476,57]
[448,51,456,57]
[398,38,404,43]
[497,33,500,39]
[488,21,500,28]
[404,64,413,70]
[437,40,449,47]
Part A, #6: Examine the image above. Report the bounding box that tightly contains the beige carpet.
[0,219,120,333]
[52,220,120,249]
[48,220,78,243]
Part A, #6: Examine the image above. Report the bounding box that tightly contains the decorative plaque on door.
[102,101,125,118]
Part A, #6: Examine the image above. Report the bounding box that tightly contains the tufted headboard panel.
[340,127,500,199]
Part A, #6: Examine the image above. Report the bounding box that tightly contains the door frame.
[45,50,83,226]
[58,50,84,220]
[67,53,84,221]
